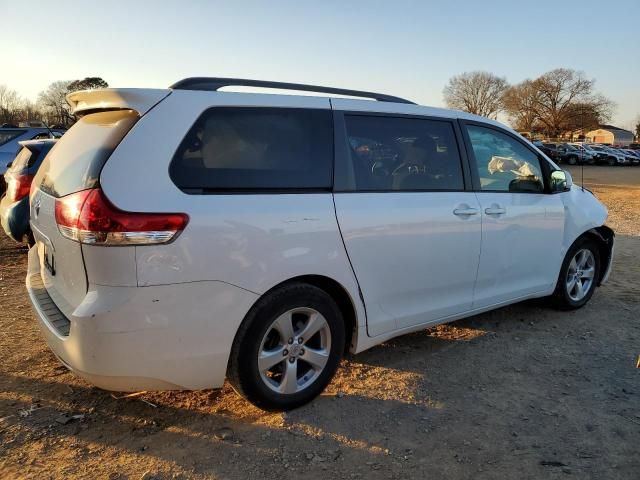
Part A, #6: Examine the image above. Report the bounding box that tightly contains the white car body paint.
[26,87,613,391]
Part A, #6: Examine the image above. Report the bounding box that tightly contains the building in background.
[585,125,634,146]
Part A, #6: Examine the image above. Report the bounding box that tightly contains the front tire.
[552,238,600,309]
[227,283,345,411]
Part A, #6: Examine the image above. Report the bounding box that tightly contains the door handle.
[484,206,506,215]
[453,207,479,217]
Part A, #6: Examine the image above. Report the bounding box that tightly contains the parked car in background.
[555,143,594,165]
[0,139,57,244]
[614,148,639,165]
[588,144,626,165]
[533,141,561,161]
[0,127,65,194]
[25,78,614,411]
[621,149,640,164]
[570,143,609,164]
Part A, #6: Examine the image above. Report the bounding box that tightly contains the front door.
[332,110,481,336]
[462,123,565,308]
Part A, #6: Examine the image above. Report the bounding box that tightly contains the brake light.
[54,188,189,245]
[5,174,34,202]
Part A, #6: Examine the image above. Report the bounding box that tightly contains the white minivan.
[26,78,614,410]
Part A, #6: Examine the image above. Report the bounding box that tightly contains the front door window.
[467,125,544,193]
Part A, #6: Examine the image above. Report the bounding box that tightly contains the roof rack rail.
[169,77,416,104]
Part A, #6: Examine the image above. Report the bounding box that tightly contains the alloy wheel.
[258,307,332,394]
[566,248,595,302]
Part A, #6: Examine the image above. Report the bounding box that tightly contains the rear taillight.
[5,174,34,202]
[54,188,188,246]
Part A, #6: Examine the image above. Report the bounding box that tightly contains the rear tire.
[567,155,577,165]
[552,238,600,310]
[607,156,616,166]
[227,283,345,411]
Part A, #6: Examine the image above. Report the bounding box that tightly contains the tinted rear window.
[169,107,333,192]
[0,130,26,146]
[10,143,56,172]
[35,110,138,198]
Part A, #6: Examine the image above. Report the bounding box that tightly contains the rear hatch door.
[30,110,141,316]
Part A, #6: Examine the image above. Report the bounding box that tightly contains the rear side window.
[0,130,25,146]
[169,107,333,192]
[340,115,464,191]
[35,110,138,198]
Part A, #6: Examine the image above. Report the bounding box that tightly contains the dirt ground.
[1,166,639,480]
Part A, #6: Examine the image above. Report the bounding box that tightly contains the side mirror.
[550,170,572,192]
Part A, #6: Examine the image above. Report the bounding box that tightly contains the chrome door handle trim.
[484,207,506,215]
[453,208,479,216]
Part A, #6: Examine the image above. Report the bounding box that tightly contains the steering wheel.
[371,161,390,177]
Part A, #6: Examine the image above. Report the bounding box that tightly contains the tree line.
[2,72,638,139]
[443,68,629,138]
[0,77,108,128]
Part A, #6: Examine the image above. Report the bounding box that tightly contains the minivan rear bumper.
[26,246,258,392]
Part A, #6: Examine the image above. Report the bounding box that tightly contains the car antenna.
[45,122,55,139]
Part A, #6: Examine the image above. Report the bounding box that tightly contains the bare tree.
[18,99,44,124]
[1,76,108,127]
[0,85,22,125]
[503,80,540,132]
[561,102,606,135]
[532,69,613,137]
[443,71,508,119]
[503,69,614,138]
[37,81,74,127]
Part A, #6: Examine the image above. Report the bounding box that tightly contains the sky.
[3,0,639,130]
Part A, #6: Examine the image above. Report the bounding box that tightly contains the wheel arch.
[237,274,360,356]
[569,225,614,285]
[583,225,615,285]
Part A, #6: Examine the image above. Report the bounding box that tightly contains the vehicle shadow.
[0,369,459,479]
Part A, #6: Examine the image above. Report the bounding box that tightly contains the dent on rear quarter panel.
[82,244,137,287]
[133,194,359,293]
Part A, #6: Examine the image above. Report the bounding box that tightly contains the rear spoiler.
[66,88,171,116]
